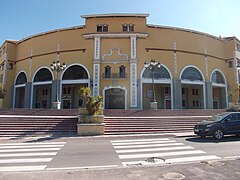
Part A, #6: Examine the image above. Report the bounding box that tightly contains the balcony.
[102,73,128,79]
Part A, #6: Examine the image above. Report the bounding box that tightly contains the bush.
[0,89,6,99]
[81,87,103,115]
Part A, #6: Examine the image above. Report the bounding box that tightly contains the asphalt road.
[0,134,240,172]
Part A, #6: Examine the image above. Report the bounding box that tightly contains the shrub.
[0,89,6,99]
[81,87,103,115]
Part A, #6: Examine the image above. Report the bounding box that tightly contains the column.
[24,82,32,108]
[205,81,213,109]
[173,79,182,109]
[93,37,100,97]
[130,36,138,108]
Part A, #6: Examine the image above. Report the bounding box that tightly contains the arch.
[141,64,172,80]
[14,71,28,85]
[210,69,227,109]
[32,66,53,83]
[140,64,173,109]
[60,63,90,80]
[210,69,226,85]
[103,86,127,110]
[13,71,28,108]
[180,65,204,82]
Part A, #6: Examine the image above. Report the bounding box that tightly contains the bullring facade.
[0,13,240,110]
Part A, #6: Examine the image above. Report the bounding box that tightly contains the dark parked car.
[194,112,240,140]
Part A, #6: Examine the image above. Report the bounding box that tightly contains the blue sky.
[1,0,240,44]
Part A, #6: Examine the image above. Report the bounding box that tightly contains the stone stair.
[104,109,225,135]
[0,109,78,137]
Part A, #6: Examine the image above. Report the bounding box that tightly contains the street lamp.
[50,58,66,109]
[144,59,161,109]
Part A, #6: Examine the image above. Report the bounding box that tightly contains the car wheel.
[213,129,224,140]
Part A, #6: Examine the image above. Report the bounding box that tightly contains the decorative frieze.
[173,42,177,74]
[130,63,137,107]
[131,36,136,59]
[93,64,100,97]
[94,37,100,60]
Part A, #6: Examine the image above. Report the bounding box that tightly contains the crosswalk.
[111,138,221,167]
[0,142,66,172]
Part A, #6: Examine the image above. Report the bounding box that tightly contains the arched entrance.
[180,66,205,109]
[32,67,53,108]
[61,64,90,109]
[211,70,227,109]
[141,65,172,109]
[14,71,27,108]
[104,87,126,109]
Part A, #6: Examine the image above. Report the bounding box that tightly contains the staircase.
[0,108,226,137]
[104,109,225,135]
[0,109,78,137]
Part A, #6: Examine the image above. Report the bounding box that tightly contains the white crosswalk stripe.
[0,142,65,172]
[111,138,221,166]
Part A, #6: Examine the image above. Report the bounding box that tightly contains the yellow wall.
[1,14,239,108]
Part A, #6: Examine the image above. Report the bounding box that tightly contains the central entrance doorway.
[104,88,126,109]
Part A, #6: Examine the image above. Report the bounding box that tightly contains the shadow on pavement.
[185,135,240,143]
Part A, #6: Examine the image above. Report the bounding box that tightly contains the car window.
[228,114,239,122]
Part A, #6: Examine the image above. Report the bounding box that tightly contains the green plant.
[0,89,6,99]
[81,87,103,115]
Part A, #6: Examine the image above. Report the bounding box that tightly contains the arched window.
[181,67,203,81]
[142,66,171,79]
[104,65,111,78]
[62,65,88,80]
[119,65,126,78]
[211,71,225,84]
[33,68,52,82]
[15,72,27,85]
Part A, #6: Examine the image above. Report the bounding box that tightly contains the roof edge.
[81,13,149,19]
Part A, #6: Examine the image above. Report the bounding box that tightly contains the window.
[228,61,233,68]
[97,24,108,32]
[119,65,126,78]
[105,65,111,78]
[182,88,185,95]
[192,89,199,96]
[122,24,134,32]
[165,87,169,94]
[237,43,240,52]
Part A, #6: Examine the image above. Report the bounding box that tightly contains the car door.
[223,113,239,134]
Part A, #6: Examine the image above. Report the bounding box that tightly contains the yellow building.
[0,13,240,110]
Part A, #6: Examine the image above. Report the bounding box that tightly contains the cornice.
[82,33,148,39]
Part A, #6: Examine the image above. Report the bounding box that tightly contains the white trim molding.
[82,33,148,39]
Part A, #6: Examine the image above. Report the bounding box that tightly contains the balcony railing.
[102,73,128,79]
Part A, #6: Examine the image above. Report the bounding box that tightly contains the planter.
[53,101,61,109]
[150,101,158,110]
[77,123,105,136]
[78,108,103,116]
[77,114,105,136]
[78,115,104,123]
[0,99,3,108]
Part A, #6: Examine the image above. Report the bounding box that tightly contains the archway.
[104,87,126,109]
[180,66,205,109]
[141,65,172,109]
[211,70,227,109]
[14,71,27,108]
[32,67,53,108]
[61,64,90,109]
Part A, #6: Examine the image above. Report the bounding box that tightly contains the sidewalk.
[0,159,240,180]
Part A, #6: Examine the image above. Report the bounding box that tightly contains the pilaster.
[130,36,137,108]
[24,82,32,108]
[93,37,101,97]
[172,79,182,109]
[205,81,213,109]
